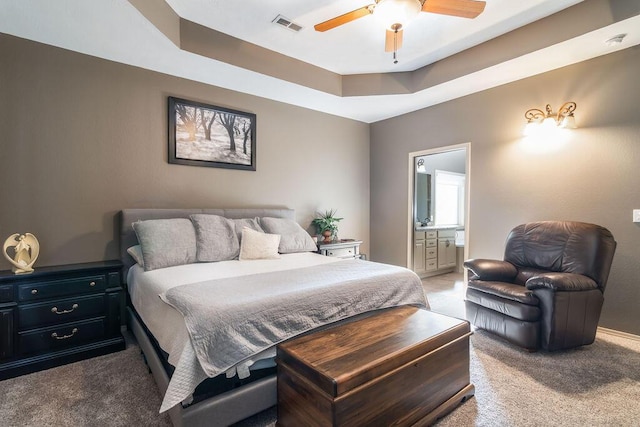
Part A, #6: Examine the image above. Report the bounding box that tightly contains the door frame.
[406,143,471,272]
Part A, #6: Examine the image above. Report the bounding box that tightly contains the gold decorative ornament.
[3,233,40,274]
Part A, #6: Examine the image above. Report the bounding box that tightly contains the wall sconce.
[523,102,577,136]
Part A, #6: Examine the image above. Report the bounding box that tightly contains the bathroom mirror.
[415,172,431,225]
[414,150,466,227]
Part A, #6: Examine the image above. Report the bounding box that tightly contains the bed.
[119,208,429,427]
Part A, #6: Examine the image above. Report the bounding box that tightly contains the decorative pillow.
[239,227,281,260]
[127,245,144,268]
[232,217,264,243]
[132,218,197,271]
[190,214,240,262]
[259,217,317,254]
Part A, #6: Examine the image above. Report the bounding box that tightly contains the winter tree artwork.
[168,97,256,170]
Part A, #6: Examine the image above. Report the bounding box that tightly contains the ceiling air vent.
[272,15,303,32]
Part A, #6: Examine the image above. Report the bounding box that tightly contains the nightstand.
[317,239,363,259]
[0,260,125,380]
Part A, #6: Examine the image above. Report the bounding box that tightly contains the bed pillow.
[239,227,281,260]
[127,245,144,268]
[232,217,264,243]
[132,218,197,271]
[190,214,240,262]
[259,217,317,254]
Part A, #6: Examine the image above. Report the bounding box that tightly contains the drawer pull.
[31,289,38,295]
[89,281,96,287]
[51,328,78,340]
[51,303,79,315]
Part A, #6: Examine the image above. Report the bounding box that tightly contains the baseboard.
[597,327,640,342]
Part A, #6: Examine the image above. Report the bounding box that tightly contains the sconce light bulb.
[561,114,577,129]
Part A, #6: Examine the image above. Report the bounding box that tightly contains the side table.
[317,239,363,259]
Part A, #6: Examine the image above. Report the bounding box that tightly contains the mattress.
[127,252,344,411]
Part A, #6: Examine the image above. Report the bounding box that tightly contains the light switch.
[634,209,640,223]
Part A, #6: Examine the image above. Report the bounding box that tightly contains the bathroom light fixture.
[524,102,577,136]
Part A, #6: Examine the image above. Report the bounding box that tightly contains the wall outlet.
[634,209,640,223]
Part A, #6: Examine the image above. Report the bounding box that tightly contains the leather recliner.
[464,221,616,351]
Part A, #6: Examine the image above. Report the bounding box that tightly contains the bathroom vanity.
[413,227,459,278]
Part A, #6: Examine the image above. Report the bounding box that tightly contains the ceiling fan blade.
[422,0,486,19]
[314,5,374,32]
[385,28,404,52]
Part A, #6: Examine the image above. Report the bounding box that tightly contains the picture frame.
[168,96,256,171]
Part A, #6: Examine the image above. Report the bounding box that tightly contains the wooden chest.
[276,306,474,426]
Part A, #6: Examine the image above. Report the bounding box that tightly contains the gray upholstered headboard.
[119,208,295,282]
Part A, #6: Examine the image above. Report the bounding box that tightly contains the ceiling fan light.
[374,0,421,30]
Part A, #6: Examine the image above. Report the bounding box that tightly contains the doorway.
[407,144,470,317]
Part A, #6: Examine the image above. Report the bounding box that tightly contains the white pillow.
[239,227,281,260]
[127,245,144,268]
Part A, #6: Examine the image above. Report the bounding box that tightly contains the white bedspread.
[127,253,429,413]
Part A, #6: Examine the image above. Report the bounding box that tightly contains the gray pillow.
[232,217,264,243]
[132,218,197,271]
[190,214,240,262]
[259,217,317,254]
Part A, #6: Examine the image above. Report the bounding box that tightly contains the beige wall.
[0,34,370,267]
[371,46,640,335]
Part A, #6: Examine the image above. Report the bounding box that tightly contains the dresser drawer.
[18,294,105,330]
[426,239,437,248]
[0,285,13,303]
[426,247,437,259]
[414,231,426,240]
[18,318,105,356]
[426,231,437,239]
[426,259,438,271]
[326,247,357,258]
[18,276,106,302]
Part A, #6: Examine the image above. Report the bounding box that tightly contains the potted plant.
[311,209,343,243]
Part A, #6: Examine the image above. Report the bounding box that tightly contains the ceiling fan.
[314,0,486,63]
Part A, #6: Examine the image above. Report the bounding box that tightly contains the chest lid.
[277,306,470,398]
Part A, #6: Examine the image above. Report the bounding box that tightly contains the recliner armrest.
[525,273,599,292]
[463,259,518,282]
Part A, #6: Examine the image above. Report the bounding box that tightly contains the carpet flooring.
[0,337,171,426]
[1,329,638,426]
[2,272,639,427]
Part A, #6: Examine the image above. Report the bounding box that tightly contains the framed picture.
[168,97,256,171]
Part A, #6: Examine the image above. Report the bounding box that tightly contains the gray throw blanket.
[161,259,428,378]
